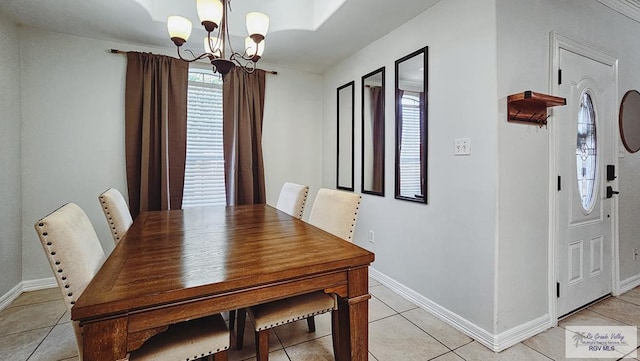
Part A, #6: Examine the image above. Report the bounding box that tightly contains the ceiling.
[0,0,442,73]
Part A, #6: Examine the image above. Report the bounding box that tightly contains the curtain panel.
[124,52,189,218]
[223,68,267,205]
[369,86,384,193]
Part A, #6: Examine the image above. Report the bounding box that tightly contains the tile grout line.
[34,309,76,360]
[587,306,638,327]
[519,337,557,361]
[25,325,56,361]
[397,310,456,354]
[271,320,293,361]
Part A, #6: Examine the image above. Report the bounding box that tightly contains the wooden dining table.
[71,204,375,360]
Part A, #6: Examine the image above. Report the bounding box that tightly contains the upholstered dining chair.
[98,187,133,244]
[307,188,362,242]
[275,182,309,219]
[236,188,362,361]
[229,182,310,333]
[35,203,230,361]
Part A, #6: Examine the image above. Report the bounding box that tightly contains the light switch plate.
[454,138,471,155]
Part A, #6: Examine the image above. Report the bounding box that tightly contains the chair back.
[275,182,309,219]
[98,187,133,244]
[308,188,362,242]
[34,203,106,359]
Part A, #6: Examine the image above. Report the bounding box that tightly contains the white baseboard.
[0,277,57,312]
[494,313,553,351]
[0,283,23,311]
[21,277,57,291]
[619,273,640,294]
[369,267,553,352]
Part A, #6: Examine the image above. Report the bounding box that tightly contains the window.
[399,91,422,198]
[576,91,597,212]
[182,67,226,207]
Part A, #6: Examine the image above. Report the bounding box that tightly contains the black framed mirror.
[620,90,640,153]
[361,67,385,196]
[395,47,428,203]
[337,81,355,191]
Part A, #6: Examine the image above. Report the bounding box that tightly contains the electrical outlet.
[368,230,375,243]
[454,138,471,156]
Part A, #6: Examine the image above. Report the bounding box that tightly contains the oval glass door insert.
[576,91,598,212]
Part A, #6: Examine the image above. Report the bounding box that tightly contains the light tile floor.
[1,279,639,361]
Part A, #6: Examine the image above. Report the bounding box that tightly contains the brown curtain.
[124,52,189,218]
[369,86,384,193]
[222,68,267,205]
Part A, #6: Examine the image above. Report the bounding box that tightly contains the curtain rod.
[109,49,278,75]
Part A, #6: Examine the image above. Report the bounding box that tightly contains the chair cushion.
[131,314,229,361]
[249,291,336,331]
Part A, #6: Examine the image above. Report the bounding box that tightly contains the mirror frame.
[395,47,428,203]
[361,67,386,196]
[620,89,640,153]
[337,81,355,191]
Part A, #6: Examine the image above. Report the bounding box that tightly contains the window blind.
[182,69,227,208]
[399,92,423,198]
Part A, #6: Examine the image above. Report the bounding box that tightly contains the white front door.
[555,47,616,317]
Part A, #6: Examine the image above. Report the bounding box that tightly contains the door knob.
[606,186,619,198]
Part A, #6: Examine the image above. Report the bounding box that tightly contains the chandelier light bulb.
[246,12,269,43]
[167,16,193,46]
[196,0,223,32]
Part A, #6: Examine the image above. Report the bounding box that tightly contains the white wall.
[496,0,640,333]
[323,0,499,333]
[261,65,324,218]
[0,14,23,296]
[18,28,324,281]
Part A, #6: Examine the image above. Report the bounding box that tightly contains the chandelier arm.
[229,52,244,65]
[222,0,238,57]
[228,53,257,73]
[205,32,218,57]
[177,47,212,63]
[233,46,255,62]
[244,61,256,73]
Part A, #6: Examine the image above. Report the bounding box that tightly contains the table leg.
[336,267,370,361]
[81,317,128,361]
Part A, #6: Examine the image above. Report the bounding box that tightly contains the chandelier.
[167,0,269,77]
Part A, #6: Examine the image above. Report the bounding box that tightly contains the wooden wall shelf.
[507,91,566,127]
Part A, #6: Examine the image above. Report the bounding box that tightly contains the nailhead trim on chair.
[186,345,229,361]
[255,307,334,331]
[37,222,75,305]
[297,188,309,219]
[100,196,122,242]
[347,198,361,241]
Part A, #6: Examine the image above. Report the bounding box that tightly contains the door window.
[576,91,598,212]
